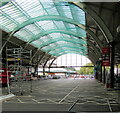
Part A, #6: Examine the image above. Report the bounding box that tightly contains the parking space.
[2,78,120,112]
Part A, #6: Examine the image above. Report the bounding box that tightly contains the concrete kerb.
[0,94,15,101]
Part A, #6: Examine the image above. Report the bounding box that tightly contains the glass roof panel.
[25,24,41,35]
[14,29,32,41]
[37,21,57,30]
[0,0,87,56]
[49,33,61,38]
[53,21,66,30]
[46,7,59,15]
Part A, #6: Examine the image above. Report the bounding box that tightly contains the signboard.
[102,60,110,66]
[102,47,110,66]
[102,47,109,54]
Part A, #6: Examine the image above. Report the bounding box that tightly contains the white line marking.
[32,99,40,103]
[47,99,58,104]
[58,85,79,104]
[107,99,113,112]
[17,98,24,103]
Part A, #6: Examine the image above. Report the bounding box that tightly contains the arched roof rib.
[10,15,103,49]
[0,0,104,59]
[72,2,113,43]
[10,15,84,35]
[28,29,86,43]
[55,51,87,57]
[33,37,86,49]
[44,45,86,53]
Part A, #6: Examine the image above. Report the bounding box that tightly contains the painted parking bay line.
[58,85,79,104]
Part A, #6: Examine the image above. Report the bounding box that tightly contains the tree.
[77,63,94,75]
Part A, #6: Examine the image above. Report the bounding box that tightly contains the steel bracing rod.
[32,53,46,71]
[88,53,98,65]
[29,48,43,64]
[87,40,101,58]
[88,56,96,65]
[0,34,11,54]
[37,53,46,66]
[86,28,103,49]
[71,2,113,43]
[88,49,99,61]
[43,56,51,68]
[88,47,100,59]
[42,56,51,76]
[88,47,100,60]
[48,57,57,68]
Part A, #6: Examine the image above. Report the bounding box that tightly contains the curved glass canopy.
[0,0,87,56]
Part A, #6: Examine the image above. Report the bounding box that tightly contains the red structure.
[0,68,11,87]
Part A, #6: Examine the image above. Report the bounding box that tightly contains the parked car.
[52,76,61,79]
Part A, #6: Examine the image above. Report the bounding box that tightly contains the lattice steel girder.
[87,40,101,58]
[72,2,113,42]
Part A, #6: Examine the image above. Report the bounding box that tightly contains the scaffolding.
[6,47,32,95]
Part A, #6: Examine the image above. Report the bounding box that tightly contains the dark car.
[52,76,60,79]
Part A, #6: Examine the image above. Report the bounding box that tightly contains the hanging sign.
[102,47,110,66]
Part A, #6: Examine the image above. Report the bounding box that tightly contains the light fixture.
[117,25,120,33]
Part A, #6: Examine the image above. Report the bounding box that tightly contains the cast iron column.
[103,66,106,84]
[110,42,115,88]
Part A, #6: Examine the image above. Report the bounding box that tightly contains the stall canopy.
[0,0,87,57]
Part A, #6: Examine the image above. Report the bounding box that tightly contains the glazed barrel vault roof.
[0,0,87,57]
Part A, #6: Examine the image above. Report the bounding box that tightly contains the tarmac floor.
[1,78,120,112]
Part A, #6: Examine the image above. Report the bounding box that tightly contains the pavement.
[1,78,120,112]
